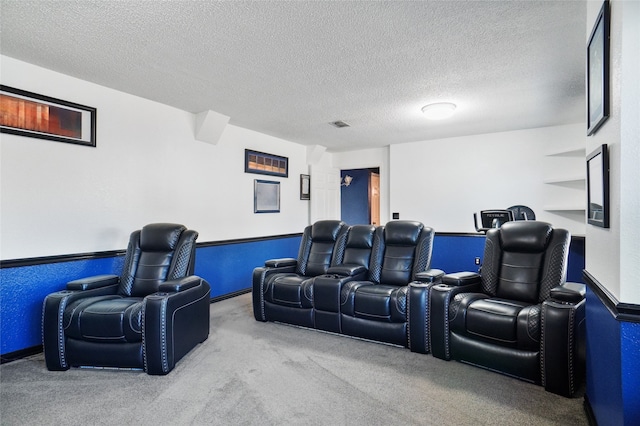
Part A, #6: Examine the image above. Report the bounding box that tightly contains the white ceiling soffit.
[0,1,586,152]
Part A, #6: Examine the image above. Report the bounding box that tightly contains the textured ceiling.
[0,1,586,152]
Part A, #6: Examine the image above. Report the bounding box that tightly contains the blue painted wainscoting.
[194,235,302,300]
[1,255,126,360]
[584,271,640,426]
[0,234,301,360]
[0,232,585,361]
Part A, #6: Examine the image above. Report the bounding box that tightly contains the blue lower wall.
[0,232,585,357]
[585,278,640,426]
[194,237,302,299]
[620,321,640,424]
[1,235,301,356]
[431,234,486,274]
[585,286,624,426]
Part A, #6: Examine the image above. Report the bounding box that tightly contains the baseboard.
[210,288,251,303]
[583,395,598,426]
[1,345,42,364]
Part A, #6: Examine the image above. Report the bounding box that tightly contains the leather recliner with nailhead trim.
[43,223,210,375]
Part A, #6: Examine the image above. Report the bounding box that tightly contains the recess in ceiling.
[330,120,350,128]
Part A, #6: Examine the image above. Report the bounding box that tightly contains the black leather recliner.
[430,221,585,397]
[42,223,211,375]
[252,220,348,327]
[339,221,439,351]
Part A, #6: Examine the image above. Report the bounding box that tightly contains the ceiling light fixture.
[421,102,457,120]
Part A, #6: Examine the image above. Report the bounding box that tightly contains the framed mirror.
[586,144,609,228]
[254,179,280,213]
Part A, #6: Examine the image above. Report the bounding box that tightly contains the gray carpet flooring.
[0,293,588,425]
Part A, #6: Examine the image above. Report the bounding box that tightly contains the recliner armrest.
[549,282,586,304]
[67,274,120,291]
[158,275,203,293]
[252,261,297,322]
[415,269,444,283]
[542,283,586,397]
[430,273,482,360]
[265,258,297,268]
[326,264,367,277]
[407,272,444,354]
[442,271,480,286]
[144,277,211,375]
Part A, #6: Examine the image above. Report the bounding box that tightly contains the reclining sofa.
[252,220,443,353]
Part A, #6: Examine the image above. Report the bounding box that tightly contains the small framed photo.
[254,179,280,213]
[586,1,610,136]
[300,174,310,200]
[0,85,96,147]
[245,149,288,177]
[586,144,609,228]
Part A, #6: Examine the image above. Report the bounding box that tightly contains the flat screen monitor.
[479,210,514,229]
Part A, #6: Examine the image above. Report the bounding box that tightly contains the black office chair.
[430,221,585,397]
[42,223,210,375]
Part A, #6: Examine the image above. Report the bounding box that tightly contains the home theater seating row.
[252,220,443,353]
[252,220,586,398]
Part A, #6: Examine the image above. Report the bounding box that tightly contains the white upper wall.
[585,0,640,304]
[388,124,586,235]
[618,0,640,304]
[0,56,309,260]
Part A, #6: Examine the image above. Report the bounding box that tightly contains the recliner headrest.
[311,220,345,242]
[140,223,187,251]
[499,221,553,253]
[346,225,376,248]
[383,220,424,245]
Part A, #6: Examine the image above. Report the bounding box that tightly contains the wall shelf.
[545,147,586,157]
[544,176,586,184]
[543,145,586,223]
[543,205,585,212]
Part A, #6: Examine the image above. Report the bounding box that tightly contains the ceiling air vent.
[329,120,350,128]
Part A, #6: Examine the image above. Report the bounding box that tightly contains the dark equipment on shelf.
[474,210,514,233]
[508,205,536,221]
[473,205,535,233]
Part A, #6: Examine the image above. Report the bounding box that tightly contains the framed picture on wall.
[300,174,310,200]
[245,149,288,178]
[254,179,280,213]
[586,0,610,136]
[586,144,609,228]
[0,85,97,147]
